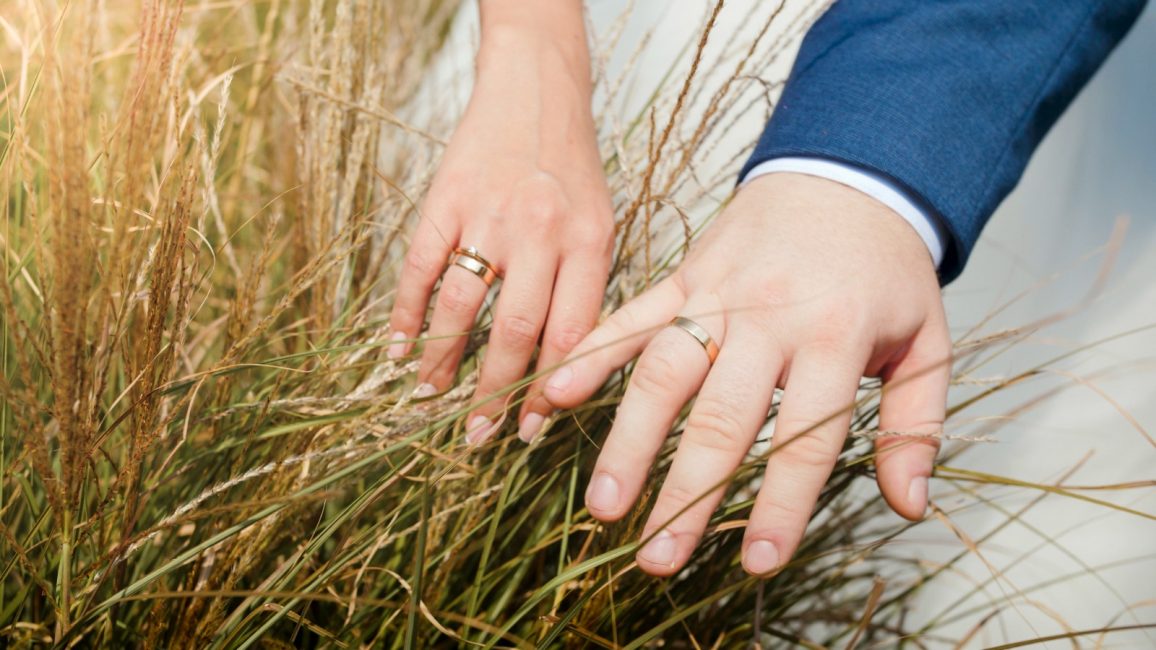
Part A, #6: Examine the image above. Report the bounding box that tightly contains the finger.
[465,254,555,445]
[743,344,867,575]
[875,311,951,520]
[415,262,493,394]
[388,209,459,359]
[584,297,725,525]
[542,277,685,409]
[517,253,610,442]
[635,321,780,576]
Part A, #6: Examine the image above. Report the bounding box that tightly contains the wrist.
[742,158,945,269]
[477,1,591,92]
[738,173,939,280]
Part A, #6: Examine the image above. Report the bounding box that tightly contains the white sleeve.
[741,157,946,269]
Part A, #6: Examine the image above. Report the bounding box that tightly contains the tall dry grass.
[1,1,1153,647]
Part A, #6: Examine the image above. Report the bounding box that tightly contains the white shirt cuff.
[741,157,946,269]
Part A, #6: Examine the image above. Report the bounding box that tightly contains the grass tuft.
[1,1,1152,647]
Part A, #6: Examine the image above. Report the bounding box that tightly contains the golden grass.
[1,1,1153,647]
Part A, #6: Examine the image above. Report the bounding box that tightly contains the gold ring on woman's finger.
[448,246,500,286]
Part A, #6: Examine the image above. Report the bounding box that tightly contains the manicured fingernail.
[638,530,676,568]
[387,331,408,359]
[744,539,780,575]
[546,366,573,395]
[466,415,494,445]
[413,383,437,399]
[907,476,929,514]
[518,413,545,443]
[585,472,620,514]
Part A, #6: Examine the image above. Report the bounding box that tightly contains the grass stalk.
[53,509,71,642]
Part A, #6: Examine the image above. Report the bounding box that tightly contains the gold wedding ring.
[448,246,500,286]
[669,316,720,364]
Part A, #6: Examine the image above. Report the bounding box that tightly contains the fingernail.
[413,383,437,399]
[387,331,408,359]
[585,472,620,514]
[466,415,494,445]
[546,366,573,395]
[518,413,545,443]
[907,476,929,514]
[744,539,780,575]
[638,529,677,568]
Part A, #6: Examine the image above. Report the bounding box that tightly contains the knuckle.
[760,492,812,525]
[628,350,680,397]
[391,298,419,323]
[685,402,749,453]
[809,321,860,353]
[876,422,942,449]
[574,219,614,253]
[427,170,468,198]
[546,322,590,355]
[817,301,869,339]
[513,182,567,227]
[391,308,418,331]
[495,313,541,347]
[527,198,565,224]
[658,482,708,515]
[404,249,443,279]
[774,432,836,470]
[602,432,649,464]
[437,282,477,315]
[604,308,639,338]
[888,417,945,434]
[749,279,789,309]
[473,373,509,401]
[739,283,794,331]
[419,352,456,388]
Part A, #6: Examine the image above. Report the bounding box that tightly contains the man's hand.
[543,173,951,576]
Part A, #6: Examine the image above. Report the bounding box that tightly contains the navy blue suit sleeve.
[740,0,1147,283]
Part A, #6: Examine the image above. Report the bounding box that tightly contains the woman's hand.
[388,0,613,444]
[544,173,952,576]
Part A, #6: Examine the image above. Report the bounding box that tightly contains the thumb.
[874,312,952,520]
